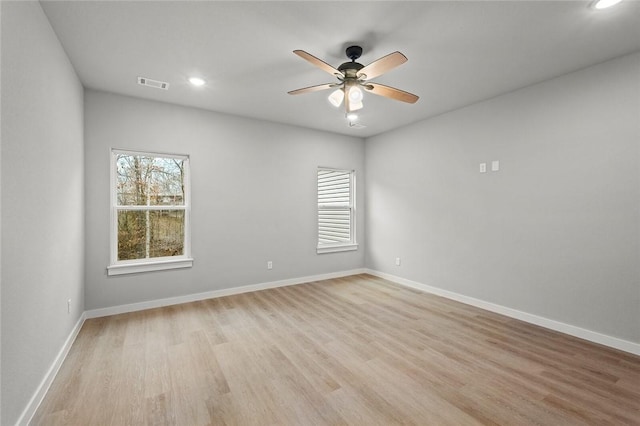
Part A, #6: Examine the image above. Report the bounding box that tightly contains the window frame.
[317,167,358,254]
[107,149,193,276]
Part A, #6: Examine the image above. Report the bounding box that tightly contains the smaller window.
[317,168,358,254]
[107,149,193,275]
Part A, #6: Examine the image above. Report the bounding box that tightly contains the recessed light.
[188,77,206,87]
[592,0,622,9]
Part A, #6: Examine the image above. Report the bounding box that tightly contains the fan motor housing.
[338,61,364,74]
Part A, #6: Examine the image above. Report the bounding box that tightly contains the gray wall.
[84,90,365,310]
[1,2,85,424]
[366,52,640,344]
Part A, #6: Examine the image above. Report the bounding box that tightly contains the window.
[317,168,357,254]
[108,149,193,275]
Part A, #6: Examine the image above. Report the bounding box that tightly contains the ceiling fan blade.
[288,83,337,95]
[357,51,407,80]
[293,50,342,77]
[365,83,419,104]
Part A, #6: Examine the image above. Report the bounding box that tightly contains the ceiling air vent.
[137,76,169,90]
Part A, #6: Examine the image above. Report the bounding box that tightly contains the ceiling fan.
[288,45,419,114]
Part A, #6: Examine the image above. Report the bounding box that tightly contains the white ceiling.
[40,0,640,137]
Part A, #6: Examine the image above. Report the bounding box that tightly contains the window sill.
[317,243,358,254]
[107,257,194,276]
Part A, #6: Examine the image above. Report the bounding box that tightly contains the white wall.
[84,90,365,310]
[366,52,640,344]
[1,2,85,424]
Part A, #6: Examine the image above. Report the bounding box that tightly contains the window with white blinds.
[317,168,357,253]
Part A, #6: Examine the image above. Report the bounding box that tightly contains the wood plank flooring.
[32,274,640,425]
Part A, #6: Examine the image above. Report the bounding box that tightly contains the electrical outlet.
[267,261,273,270]
[67,299,71,314]
[395,257,401,266]
[479,163,487,173]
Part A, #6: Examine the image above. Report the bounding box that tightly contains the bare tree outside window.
[115,153,186,261]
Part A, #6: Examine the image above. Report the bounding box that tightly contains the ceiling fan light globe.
[348,86,363,103]
[328,89,344,107]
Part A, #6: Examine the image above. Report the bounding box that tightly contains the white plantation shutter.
[317,168,356,251]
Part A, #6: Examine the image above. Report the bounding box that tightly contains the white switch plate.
[479,163,487,173]
[491,160,500,171]
[267,261,273,270]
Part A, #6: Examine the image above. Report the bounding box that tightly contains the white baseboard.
[85,268,367,319]
[365,269,640,356]
[18,269,365,425]
[17,312,86,426]
[17,266,638,426]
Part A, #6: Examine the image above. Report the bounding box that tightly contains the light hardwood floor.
[33,274,640,425]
